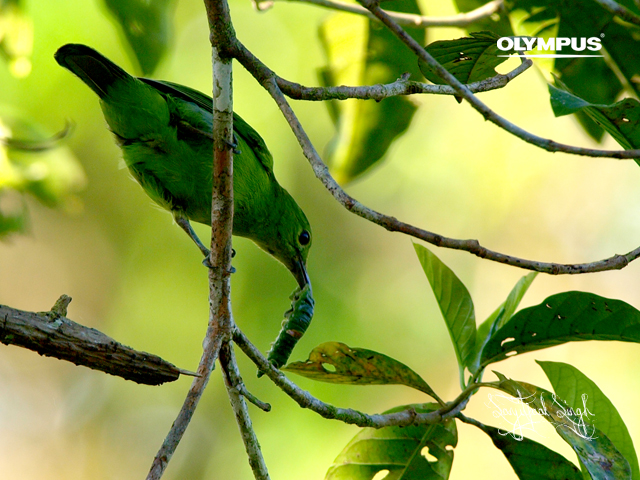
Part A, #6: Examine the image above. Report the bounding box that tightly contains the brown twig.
[220,342,271,479]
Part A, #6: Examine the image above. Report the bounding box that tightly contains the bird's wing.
[139,78,274,173]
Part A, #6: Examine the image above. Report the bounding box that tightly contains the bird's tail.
[54,44,131,100]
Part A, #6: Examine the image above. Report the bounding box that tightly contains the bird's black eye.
[298,230,310,246]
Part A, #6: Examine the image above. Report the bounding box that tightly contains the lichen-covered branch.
[276,57,532,101]
[0,296,187,385]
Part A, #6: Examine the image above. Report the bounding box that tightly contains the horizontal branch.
[277,57,533,101]
[0,295,189,385]
[271,0,504,28]
[233,327,468,428]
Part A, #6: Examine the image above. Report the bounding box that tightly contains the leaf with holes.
[480,291,640,368]
[326,403,457,480]
[538,361,640,480]
[477,422,582,480]
[414,244,476,386]
[102,0,175,74]
[495,373,632,480]
[418,31,515,85]
[469,272,537,374]
[283,342,438,399]
[549,82,640,166]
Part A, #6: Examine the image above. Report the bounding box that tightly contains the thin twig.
[230,39,640,274]
[592,0,640,26]
[233,327,469,428]
[358,0,640,160]
[220,342,271,479]
[271,0,504,28]
[277,57,533,101]
[146,0,236,478]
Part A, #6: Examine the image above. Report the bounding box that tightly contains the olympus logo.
[497,36,604,58]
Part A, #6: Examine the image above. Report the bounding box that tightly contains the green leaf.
[469,272,537,374]
[102,0,175,75]
[477,422,582,480]
[538,361,640,480]
[325,403,457,480]
[413,244,476,386]
[496,374,632,480]
[549,83,640,162]
[0,109,85,208]
[480,291,640,367]
[283,342,439,400]
[0,0,33,77]
[419,31,514,85]
[319,0,425,184]
[0,192,26,237]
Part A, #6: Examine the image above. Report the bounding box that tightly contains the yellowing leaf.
[284,341,438,400]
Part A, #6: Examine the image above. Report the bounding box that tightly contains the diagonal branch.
[220,341,271,480]
[230,38,640,274]
[592,0,640,26]
[233,327,471,428]
[357,0,640,160]
[270,0,504,28]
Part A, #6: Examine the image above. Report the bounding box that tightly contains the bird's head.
[257,191,311,290]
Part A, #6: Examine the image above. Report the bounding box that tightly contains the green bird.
[54,44,312,289]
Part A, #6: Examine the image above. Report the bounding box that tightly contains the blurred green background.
[1,1,639,479]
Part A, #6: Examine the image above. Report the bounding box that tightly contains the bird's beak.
[291,255,310,290]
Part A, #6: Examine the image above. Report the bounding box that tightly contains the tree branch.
[233,327,471,428]
[230,38,640,274]
[592,0,640,27]
[276,56,532,101]
[146,0,236,478]
[220,341,271,480]
[267,0,504,28]
[0,296,190,385]
[358,0,640,160]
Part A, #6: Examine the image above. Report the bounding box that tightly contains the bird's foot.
[201,256,236,274]
[226,134,241,155]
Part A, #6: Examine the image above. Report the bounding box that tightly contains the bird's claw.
[226,134,241,155]
[201,257,236,274]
